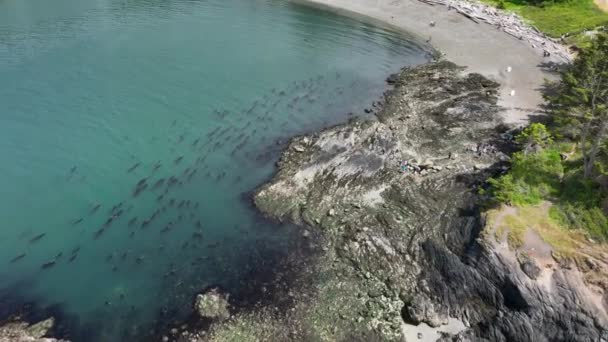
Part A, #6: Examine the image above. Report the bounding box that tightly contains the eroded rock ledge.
[0,318,65,342]
[196,61,608,341]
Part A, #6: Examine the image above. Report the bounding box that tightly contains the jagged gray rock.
[251,61,608,341]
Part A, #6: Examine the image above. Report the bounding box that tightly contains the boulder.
[401,294,444,328]
[195,287,230,321]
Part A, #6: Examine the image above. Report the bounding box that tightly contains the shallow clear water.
[0,0,429,340]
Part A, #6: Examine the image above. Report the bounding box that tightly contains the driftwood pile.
[417,0,573,62]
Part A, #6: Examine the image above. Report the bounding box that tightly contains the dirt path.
[595,0,608,12]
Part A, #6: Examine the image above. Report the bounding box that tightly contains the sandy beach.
[301,0,566,124]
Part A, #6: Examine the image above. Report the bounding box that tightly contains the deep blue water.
[0,0,429,340]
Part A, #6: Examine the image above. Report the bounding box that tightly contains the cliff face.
[244,61,608,341]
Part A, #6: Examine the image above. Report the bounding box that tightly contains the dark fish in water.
[192,138,200,146]
[94,228,105,239]
[128,162,141,173]
[70,166,77,174]
[129,231,135,238]
[29,233,46,243]
[68,254,78,263]
[174,156,184,164]
[182,168,191,176]
[10,253,26,263]
[72,218,83,225]
[90,203,101,214]
[106,254,113,262]
[207,126,221,138]
[103,216,114,227]
[109,202,123,215]
[153,178,165,189]
[192,232,203,240]
[153,162,162,171]
[41,260,57,269]
[167,176,178,186]
[71,246,81,254]
[133,183,148,197]
[135,256,144,264]
[156,194,164,202]
[195,220,202,228]
[55,252,63,259]
[178,200,185,208]
[160,225,171,233]
[178,134,184,143]
[137,178,148,186]
[168,198,175,206]
[171,120,177,127]
[128,217,138,227]
[140,219,150,228]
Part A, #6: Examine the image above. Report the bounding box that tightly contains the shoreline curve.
[297,0,567,124]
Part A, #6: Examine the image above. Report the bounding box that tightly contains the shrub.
[487,149,563,205]
[516,123,553,152]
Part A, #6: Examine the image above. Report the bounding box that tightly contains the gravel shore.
[299,0,568,124]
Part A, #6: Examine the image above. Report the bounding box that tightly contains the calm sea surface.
[0,0,429,339]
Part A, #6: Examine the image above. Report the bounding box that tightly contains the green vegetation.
[487,148,563,205]
[485,34,608,240]
[481,0,608,45]
[490,205,580,250]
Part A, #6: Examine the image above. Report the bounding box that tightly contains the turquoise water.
[0,0,429,340]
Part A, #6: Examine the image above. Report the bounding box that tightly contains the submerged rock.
[195,287,231,321]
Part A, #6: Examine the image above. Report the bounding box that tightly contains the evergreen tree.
[550,34,608,178]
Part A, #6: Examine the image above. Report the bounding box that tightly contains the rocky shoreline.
[6,59,607,342]
[187,60,607,341]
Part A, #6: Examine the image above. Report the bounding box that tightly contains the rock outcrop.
[0,318,67,342]
[246,61,608,341]
[195,288,231,321]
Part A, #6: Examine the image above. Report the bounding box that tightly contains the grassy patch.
[490,204,582,252]
[480,0,608,44]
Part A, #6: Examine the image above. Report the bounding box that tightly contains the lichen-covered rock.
[0,318,67,342]
[401,293,446,328]
[195,288,231,321]
[517,253,541,280]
